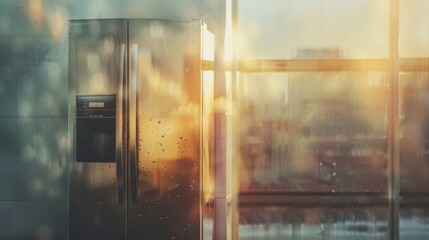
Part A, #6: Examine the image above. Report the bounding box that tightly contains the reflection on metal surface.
[69,19,127,240]
[72,20,125,96]
[128,19,204,240]
[69,19,214,240]
[1,0,222,239]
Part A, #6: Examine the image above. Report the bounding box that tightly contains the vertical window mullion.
[389,0,400,239]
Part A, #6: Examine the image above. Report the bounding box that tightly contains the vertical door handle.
[116,43,125,204]
[129,44,139,204]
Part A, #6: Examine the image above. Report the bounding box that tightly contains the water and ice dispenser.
[76,95,116,162]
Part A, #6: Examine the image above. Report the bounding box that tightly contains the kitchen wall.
[0,0,225,239]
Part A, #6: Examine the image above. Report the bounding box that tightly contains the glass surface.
[236,72,389,193]
[399,72,429,192]
[238,206,388,240]
[237,0,389,59]
[399,0,429,57]
[400,208,429,240]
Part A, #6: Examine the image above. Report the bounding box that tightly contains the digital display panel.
[89,102,105,108]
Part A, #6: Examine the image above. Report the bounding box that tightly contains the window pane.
[400,0,429,57]
[236,72,389,193]
[399,72,429,192]
[237,0,389,59]
[400,208,429,239]
[238,206,388,239]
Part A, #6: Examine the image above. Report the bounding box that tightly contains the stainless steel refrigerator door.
[128,19,203,240]
[69,19,127,240]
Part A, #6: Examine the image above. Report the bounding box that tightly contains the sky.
[237,0,429,59]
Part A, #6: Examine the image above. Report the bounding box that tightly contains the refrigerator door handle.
[129,44,138,204]
[116,43,126,204]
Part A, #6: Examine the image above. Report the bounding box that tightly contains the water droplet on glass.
[175,184,180,188]
[99,202,103,205]
[139,214,142,217]
[177,195,180,198]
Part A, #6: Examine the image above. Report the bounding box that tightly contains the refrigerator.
[68,19,215,240]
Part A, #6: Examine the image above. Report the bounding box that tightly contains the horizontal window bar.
[239,194,388,207]
[224,58,429,72]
